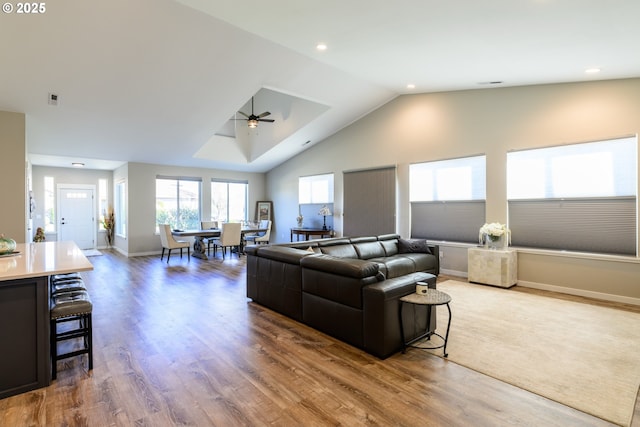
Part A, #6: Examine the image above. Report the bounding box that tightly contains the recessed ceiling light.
[585,68,601,74]
[406,84,416,90]
[316,43,327,51]
[71,162,85,168]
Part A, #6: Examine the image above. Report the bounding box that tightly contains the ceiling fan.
[235,97,274,128]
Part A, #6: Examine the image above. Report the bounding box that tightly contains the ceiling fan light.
[248,119,258,128]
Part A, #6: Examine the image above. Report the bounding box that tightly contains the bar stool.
[50,290,93,380]
[51,272,82,282]
[51,278,87,296]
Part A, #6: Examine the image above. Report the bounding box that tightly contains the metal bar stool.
[50,290,93,380]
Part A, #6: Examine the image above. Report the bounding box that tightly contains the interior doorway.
[57,185,96,249]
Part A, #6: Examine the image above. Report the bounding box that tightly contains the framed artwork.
[256,201,273,221]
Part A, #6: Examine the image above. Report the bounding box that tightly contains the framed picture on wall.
[256,201,273,221]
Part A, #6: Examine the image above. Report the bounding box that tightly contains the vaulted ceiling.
[2,0,639,172]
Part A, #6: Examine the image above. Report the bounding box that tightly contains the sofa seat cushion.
[397,253,438,272]
[371,255,417,279]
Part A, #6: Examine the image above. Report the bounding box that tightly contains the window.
[409,155,486,242]
[44,176,55,233]
[299,174,334,204]
[507,136,637,255]
[156,177,201,230]
[98,178,108,230]
[210,180,248,223]
[298,174,335,229]
[115,181,127,237]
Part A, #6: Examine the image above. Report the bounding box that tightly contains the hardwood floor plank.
[0,251,631,426]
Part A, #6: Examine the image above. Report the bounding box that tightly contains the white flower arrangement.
[479,222,510,245]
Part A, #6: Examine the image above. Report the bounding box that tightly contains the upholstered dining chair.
[159,224,190,263]
[210,222,242,259]
[244,220,271,246]
[201,221,218,255]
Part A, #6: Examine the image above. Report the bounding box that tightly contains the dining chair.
[210,222,242,259]
[244,220,271,246]
[201,221,218,255]
[159,224,190,263]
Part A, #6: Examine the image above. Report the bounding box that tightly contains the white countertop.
[0,241,94,281]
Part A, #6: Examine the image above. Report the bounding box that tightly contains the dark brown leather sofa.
[246,234,439,358]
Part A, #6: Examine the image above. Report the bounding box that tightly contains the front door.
[58,186,95,249]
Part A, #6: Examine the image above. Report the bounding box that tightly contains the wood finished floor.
[1,249,638,426]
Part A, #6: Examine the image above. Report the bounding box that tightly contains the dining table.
[172,226,267,260]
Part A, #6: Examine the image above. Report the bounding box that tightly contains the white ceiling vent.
[48,93,59,106]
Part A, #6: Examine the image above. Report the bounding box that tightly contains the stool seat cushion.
[51,272,82,282]
[52,279,86,295]
[51,291,93,318]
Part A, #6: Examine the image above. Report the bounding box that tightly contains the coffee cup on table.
[416,282,429,295]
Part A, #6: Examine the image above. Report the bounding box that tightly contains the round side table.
[399,289,452,357]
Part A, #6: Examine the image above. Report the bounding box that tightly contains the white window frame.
[507,136,637,255]
[409,155,486,242]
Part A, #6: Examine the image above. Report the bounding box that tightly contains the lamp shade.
[318,206,332,216]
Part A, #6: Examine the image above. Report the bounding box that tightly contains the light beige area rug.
[427,280,640,426]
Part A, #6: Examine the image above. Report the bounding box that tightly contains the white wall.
[266,78,640,302]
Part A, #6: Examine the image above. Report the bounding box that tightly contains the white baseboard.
[517,280,640,306]
[440,268,468,278]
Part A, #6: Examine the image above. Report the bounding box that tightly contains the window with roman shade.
[507,136,637,255]
[410,155,486,242]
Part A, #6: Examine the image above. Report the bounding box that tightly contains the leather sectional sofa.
[246,234,439,358]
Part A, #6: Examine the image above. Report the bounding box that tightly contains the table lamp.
[318,205,332,230]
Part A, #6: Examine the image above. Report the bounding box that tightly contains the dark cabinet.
[0,276,50,399]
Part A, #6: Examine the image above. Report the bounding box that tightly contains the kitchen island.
[0,241,93,399]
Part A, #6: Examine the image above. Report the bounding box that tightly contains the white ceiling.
[2,0,640,172]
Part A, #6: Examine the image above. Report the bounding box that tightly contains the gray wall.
[32,162,266,255]
[266,78,640,303]
[0,111,26,242]
[117,162,265,256]
[32,166,113,246]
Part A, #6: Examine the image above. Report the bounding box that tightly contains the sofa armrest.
[362,272,437,358]
[429,245,440,275]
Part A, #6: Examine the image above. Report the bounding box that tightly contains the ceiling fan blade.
[257,111,271,118]
[258,119,275,123]
[237,111,250,118]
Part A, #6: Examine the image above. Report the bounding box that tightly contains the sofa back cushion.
[379,240,398,256]
[353,241,386,259]
[320,244,358,258]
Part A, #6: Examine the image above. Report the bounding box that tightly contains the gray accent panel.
[344,167,396,237]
